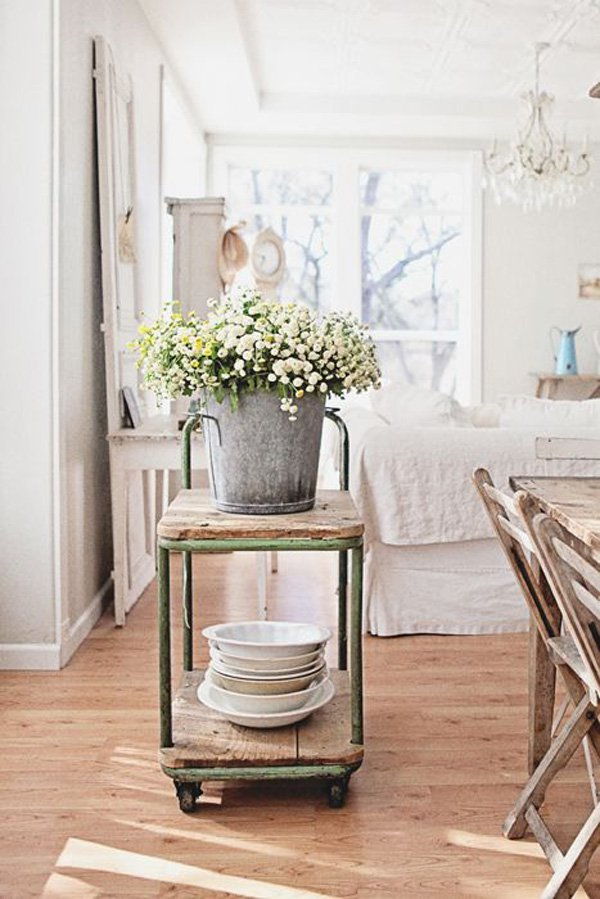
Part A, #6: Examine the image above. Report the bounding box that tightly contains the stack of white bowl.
[197,621,335,728]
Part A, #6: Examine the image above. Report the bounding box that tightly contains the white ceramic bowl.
[211,656,322,679]
[204,669,325,714]
[210,646,323,673]
[198,677,335,728]
[208,661,326,695]
[202,621,332,660]
[209,656,325,682]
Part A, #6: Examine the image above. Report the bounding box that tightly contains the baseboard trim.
[0,578,113,671]
[60,577,113,667]
[0,643,61,670]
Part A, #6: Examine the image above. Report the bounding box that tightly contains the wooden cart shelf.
[160,668,364,770]
[156,488,363,541]
[156,410,364,811]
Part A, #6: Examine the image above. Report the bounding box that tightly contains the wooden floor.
[1,551,599,898]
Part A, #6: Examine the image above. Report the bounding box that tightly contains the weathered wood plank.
[510,477,600,552]
[548,635,590,687]
[160,670,297,768]
[542,802,600,898]
[297,669,363,766]
[157,489,363,540]
[160,669,361,770]
[525,805,564,871]
[528,622,556,775]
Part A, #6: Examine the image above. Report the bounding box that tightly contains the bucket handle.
[180,411,221,494]
[198,412,222,446]
[325,407,349,492]
[198,413,222,502]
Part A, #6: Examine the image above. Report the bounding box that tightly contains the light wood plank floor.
[1,551,599,898]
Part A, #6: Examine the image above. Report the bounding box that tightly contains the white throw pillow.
[454,403,501,428]
[370,383,455,427]
[499,394,600,429]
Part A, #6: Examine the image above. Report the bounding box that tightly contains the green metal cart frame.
[157,409,364,811]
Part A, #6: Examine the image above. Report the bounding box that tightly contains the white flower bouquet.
[131,290,381,419]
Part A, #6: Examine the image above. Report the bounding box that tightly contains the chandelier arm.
[483,41,592,210]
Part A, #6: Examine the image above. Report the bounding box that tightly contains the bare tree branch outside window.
[360,170,462,394]
[231,167,332,313]
[228,164,464,396]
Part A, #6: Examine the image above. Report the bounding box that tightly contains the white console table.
[107,414,206,625]
[107,413,274,625]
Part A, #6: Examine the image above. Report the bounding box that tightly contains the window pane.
[227,166,333,313]
[227,212,332,314]
[360,169,462,211]
[229,167,333,207]
[376,340,457,396]
[362,213,461,329]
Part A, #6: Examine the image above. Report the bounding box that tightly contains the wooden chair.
[473,469,563,771]
[507,503,600,897]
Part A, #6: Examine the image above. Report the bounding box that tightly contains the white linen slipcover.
[346,411,600,547]
[343,407,600,635]
[365,539,527,636]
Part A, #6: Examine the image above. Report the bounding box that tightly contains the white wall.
[160,69,207,302]
[0,0,205,668]
[483,183,600,401]
[57,0,205,658]
[0,0,58,663]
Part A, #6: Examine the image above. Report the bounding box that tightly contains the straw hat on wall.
[218,222,249,290]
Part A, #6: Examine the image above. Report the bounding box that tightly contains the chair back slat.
[572,580,600,621]
[483,482,519,518]
[554,538,600,596]
[498,515,535,557]
[473,468,561,640]
[532,514,600,699]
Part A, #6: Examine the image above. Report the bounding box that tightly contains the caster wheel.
[327,777,349,809]
[175,780,202,812]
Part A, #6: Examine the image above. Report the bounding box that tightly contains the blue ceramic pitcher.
[550,326,581,375]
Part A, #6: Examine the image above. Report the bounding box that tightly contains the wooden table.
[531,372,600,400]
[510,477,600,554]
[511,476,600,770]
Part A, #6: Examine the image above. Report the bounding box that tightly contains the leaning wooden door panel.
[94,35,153,618]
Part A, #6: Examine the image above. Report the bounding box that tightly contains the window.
[360,168,465,395]
[226,166,333,314]
[212,148,481,403]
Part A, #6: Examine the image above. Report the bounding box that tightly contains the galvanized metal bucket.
[200,389,326,515]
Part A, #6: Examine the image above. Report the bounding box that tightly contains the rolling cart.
[156,410,364,811]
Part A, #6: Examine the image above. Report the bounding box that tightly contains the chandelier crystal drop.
[484,43,592,212]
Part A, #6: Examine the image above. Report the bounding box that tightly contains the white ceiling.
[139,0,600,138]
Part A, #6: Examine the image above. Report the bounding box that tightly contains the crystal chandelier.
[484,43,591,212]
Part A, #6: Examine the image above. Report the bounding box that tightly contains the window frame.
[210,145,482,404]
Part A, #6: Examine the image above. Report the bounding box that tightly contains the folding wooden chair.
[474,471,600,785]
[507,503,600,898]
[474,469,563,771]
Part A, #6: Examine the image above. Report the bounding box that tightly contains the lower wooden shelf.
[159,668,363,771]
